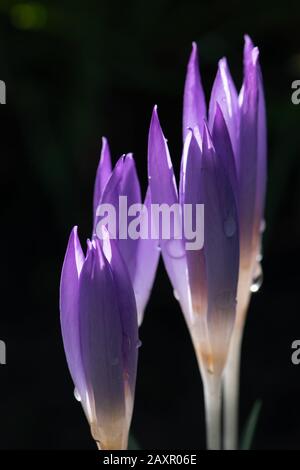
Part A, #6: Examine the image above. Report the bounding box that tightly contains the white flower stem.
[223,327,243,450]
[203,374,222,450]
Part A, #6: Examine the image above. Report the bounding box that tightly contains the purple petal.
[101,231,139,396]
[238,38,259,265]
[148,106,191,319]
[78,241,127,446]
[132,187,160,325]
[208,58,239,160]
[95,153,142,282]
[240,35,267,271]
[254,43,267,245]
[212,103,238,204]
[201,124,239,373]
[59,227,86,406]
[93,137,112,218]
[181,131,207,317]
[183,42,206,140]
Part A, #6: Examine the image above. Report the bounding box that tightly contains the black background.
[0,0,300,449]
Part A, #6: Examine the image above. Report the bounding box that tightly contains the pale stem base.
[223,328,243,450]
[203,375,222,450]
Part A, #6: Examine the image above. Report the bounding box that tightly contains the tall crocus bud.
[224,36,266,451]
[183,41,206,140]
[60,227,139,450]
[148,107,239,449]
[186,37,267,449]
[93,143,159,325]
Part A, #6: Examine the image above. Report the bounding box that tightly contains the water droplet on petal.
[173,289,180,301]
[165,239,186,259]
[260,219,266,233]
[156,246,161,252]
[250,264,263,293]
[74,388,81,402]
[224,215,236,237]
[136,339,142,349]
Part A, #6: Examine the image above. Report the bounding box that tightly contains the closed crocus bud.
[93,143,159,325]
[188,36,267,449]
[182,124,239,379]
[148,106,239,449]
[208,35,266,323]
[60,227,139,450]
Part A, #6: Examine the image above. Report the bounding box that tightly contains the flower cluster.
[60,35,266,450]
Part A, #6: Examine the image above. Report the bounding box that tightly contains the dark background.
[0,0,300,450]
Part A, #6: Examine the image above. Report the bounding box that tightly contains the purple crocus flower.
[148,105,239,449]
[60,227,138,450]
[93,139,159,325]
[184,36,266,321]
[182,36,267,449]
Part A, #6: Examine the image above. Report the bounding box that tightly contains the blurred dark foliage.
[0,0,300,449]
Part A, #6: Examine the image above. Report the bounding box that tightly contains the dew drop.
[74,388,81,402]
[136,339,142,349]
[250,264,263,293]
[260,219,266,233]
[224,215,236,237]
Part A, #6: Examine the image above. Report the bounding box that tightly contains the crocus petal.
[183,42,206,140]
[78,241,127,449]
[93,137,112,217]
[100,230,139,398]
[181,130,207,317]
[254,43,267,247]
[201,124,239,375]
[240,36,267,283]
[132,187,160,325]
[208,58,239,159]
[238,39,259,267]
[212,103,238,204]
[95,153,142,282]
[148,106,191,319]
[59,227,86,408]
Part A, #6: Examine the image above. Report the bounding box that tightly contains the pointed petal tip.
[151,104,160,124]
[218,56,228,70]
[202,120,214,150]
[244,34,254,48]
[150,105,159,124]
[69,226,83,256]
[244,34,260,64]
[189,41,199,66]
[71,225,79,237]
[212,101,232,136]
[150,105,164,138]
[214,100,224,119]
